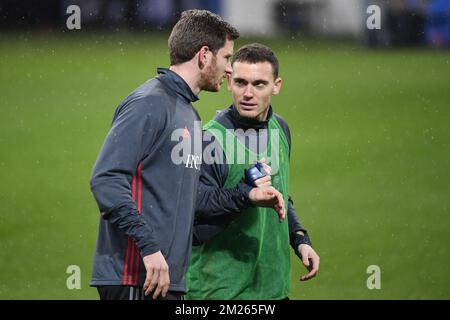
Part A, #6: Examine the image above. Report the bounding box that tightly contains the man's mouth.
[240,102,257,110]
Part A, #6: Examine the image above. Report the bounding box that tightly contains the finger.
[259,157,266,164]
[301,274,312,281]
[145,269,160,296]
[302,258,319,281]
[310,255,320,273]
[274,203,285,223]
[261,163,272,175]
[153,272,170,300]
[299,246,310,267]
[143,268,154,291]
[273,198,282,216]
[273,189,283,205]
[254,175,271,187]
[152,283,163,300]
[300,270,314,281]
[274,191,285,221]
[302,253,310,267]
[161,268,170,298]
[301,268,318,281]
[274,202,282,212]
[161,283,169,298]
[258,181,272,188]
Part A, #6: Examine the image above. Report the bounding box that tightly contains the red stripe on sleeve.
[134,162,143,285]
[122,237,131,285]
[128,242,136,285]
[123,174,137,285]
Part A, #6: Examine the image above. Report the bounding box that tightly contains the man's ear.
[226,73,232,91]
[273,77,282,95]
[197,46,210,69]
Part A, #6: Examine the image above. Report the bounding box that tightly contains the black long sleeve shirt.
[194,105,312,254]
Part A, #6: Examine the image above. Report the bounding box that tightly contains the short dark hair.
[168,9,239,65]
[231,43,279,79]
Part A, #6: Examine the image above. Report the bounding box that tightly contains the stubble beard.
[199,57,221,92]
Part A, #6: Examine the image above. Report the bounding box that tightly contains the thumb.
[300,248,309,267]
[303,256,310,267]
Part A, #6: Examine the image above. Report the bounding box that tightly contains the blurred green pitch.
[0,33,449,299]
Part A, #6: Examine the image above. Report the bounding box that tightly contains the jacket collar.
[229,104,273,130]
[156,67,199,103]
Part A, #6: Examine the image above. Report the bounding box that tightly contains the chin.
[203,83,221,92]
[238,109,257,119]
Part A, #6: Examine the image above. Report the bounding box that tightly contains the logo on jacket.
[185,154,201,170]
[171,121,202,171]
[182,126,191,139]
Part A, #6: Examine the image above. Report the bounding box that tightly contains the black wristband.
[236,181,254,208]
[292,231,312,259]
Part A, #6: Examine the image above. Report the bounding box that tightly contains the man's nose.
[243,85,253,98]
[225,63,232,75]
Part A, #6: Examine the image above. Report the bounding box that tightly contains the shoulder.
[273,113,291,140]
[115,80,172,120]
[212,106,235,129]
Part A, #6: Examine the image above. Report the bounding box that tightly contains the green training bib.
[187,116,291,299]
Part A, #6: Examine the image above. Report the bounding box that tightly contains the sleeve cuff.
[292,231,313,259]
[140,244,161,257]
[237,182,254,208]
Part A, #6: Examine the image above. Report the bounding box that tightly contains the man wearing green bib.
[188,43,320,300]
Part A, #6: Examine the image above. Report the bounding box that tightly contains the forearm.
[287,197,313,253]
[91,183,160,256]
[195,181,253,219]
[107,203,160,256]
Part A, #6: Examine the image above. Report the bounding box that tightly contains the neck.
[231,105,271,130]
[169,63,201,95]
[256,107,270,122]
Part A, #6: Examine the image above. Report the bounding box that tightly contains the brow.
[233,77,269,85]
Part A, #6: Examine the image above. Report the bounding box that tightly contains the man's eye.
[256,83,265,88]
